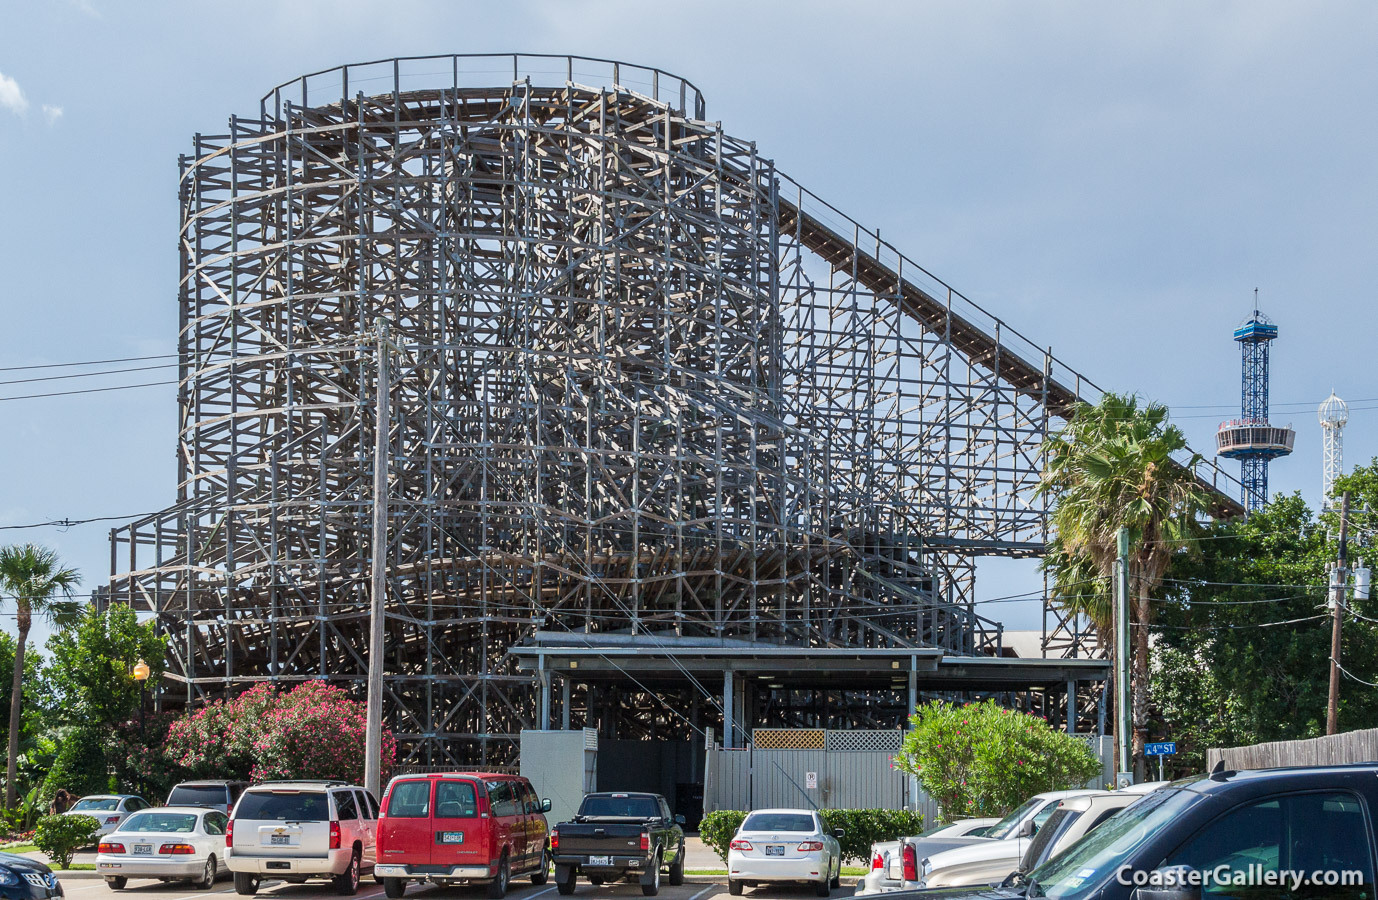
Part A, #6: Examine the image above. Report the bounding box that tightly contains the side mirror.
[674,814,686,825]
[1018,819,1036,838]
[832,828,845,839]
[541,799,552,813]
[1133,867,1201,900]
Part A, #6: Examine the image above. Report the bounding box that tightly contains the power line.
[0,362,180,387]
[0,354,178,373]
[0,380,177,402]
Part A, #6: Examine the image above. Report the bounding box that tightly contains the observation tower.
[1216,304,1294,512]
[1319,391,1349,507]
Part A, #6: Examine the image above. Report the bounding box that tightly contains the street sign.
[1145,742,1177,757]
[805,771,818,789]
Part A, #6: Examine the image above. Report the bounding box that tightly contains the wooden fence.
[1207,728,1378,770]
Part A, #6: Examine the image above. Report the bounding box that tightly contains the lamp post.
[133,658,150,736]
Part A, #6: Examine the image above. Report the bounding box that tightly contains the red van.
[375,772,551,899]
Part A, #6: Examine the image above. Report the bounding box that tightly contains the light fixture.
[133,659,150,682]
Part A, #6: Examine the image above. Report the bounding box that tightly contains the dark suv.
[889,765,1378,900]
[167,780,249,815]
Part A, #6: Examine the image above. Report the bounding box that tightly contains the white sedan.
[96,807,229,890]
[727,809,842,897]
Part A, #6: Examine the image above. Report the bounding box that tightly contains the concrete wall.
[520,729,598,827]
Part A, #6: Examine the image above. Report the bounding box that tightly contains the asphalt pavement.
[56,874,850,900]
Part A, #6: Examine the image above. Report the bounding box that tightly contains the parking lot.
[57,879,842,900]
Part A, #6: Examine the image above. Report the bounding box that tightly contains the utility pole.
[364,318,392,799]
[1326,491,1351,736]
[1115,526,1131,781]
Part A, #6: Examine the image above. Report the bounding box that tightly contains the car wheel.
[555,866,577,896]
[815,874,831,897]
[668,843,685,886]
[728,879,743,896]
[233,872,259,896]
[640,853,661,896]
[830,858,841,890]
[486,854,510,899]
[383,877,406,899]
[532,847,549,885]
[334,849,361,895]
[105,876,127,891]
[196,856,216,890]
[589,877,605,886]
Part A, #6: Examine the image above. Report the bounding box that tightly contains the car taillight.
[105,816,121,825]
[798,842,824,852]
[476,794,491,818]
[640,833,650,852]
[550,830,559,851]
[226,820,234,847]
[730,839,753,851]
[98,842,125,854]
[871,852,884,871]
[160,844,196,855]
[901,843,917,881]
[330,821,341,850]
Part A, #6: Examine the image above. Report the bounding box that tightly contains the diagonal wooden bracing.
[109,55,1242,762]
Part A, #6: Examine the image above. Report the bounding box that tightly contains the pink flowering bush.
[165,681,395,783]
[895,699,1101,822]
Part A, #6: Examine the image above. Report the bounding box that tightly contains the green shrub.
[42,725,111,800]
[698,808,924,865]
[35,814,98,869]
[818,809,925,864]
[895,699,1102,823]
[698,810,747,863]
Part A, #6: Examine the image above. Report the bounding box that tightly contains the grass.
[55,864,96,872]
[0,843,37,853]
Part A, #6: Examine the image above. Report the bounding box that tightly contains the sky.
[0,0,1375,647]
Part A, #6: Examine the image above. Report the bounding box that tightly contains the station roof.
[511,632,1108,692]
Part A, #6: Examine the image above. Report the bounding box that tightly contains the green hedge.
[699,808,924,865]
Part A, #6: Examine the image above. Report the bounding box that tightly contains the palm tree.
[0,545,81,808]
[1037,393,1212,777]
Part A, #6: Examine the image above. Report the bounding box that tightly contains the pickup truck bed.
[552,793,685,896]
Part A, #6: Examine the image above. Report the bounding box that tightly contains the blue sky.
[1,0,1375,645]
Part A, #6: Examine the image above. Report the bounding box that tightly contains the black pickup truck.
[551,792,686,896]
[881,763,1378,900]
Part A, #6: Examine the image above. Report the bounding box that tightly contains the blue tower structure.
[1216,304,1294,512]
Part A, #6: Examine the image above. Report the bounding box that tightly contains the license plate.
[271,834,291,846]
[587,856,612,866]
[439,832,465,844]
[133,844,153,855]
[765,846,785,857]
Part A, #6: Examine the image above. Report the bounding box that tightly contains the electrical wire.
[0,380,177,402]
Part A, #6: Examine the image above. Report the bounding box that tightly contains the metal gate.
[705,730,916,812]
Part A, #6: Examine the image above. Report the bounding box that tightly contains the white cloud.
[42,104,63,124]
[0,70,28,116]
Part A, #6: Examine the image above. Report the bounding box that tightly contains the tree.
[44,603,165,728]
[894,700,1101,822]
[1037,393,1212,778]
[1153,478,1378,765]
[0,545,80,809]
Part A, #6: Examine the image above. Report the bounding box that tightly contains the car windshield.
[741,813,815,833]
[987,796,1043,840]
[121,813,198,833]
[580,796,660,818]
[169,786,228,806]
[72,798,120,812]
[1026,788,1198,899]
[234,791,330,822]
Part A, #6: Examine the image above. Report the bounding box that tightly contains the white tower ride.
[1318,391,1349,508]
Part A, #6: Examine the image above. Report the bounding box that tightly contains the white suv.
[226,781,379,895]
